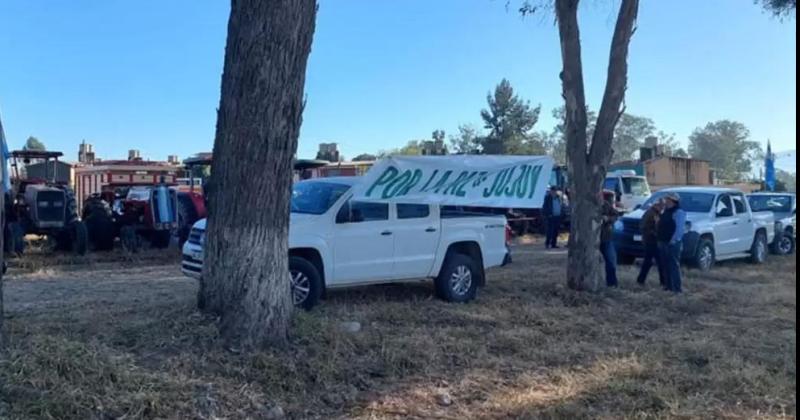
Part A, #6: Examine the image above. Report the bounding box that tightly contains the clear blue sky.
[1,0,796,165]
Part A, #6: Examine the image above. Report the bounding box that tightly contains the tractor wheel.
[71,222,89,256]
[4,222,26,255]
[84,200,116,251]
[120,226,140,253]
[151,230,172,249]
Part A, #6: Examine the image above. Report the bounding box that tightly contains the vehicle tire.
[692,238,715,272]
[435,253,479,303]
[120,226,140,253]
[150,230,172,249]
[4,222,26,255]
[617,253,636,265]
[774,229,795,255]
[289,256,323,311]
[71,221,89,256]
[750,231,768,265]
[83,200,116,251]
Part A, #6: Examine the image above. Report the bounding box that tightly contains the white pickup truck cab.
[604,170,652,213]
[183,177,510,309]
[615,187,775,271]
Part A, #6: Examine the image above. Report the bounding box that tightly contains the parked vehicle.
[747,192,796,255]
[4,150,88,255]
[82,180,178,252]
[615,187,775,271]
[604,170,652,212]
[176,156,211,246]
[182,177,511,309]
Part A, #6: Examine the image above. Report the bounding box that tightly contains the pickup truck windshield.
[622,177,650,196]
[748,195,793,213]
[643,191,715,213]
[292,181,351,215]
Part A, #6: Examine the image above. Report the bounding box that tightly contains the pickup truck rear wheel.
[289,256,323,311]
[693,239,715,272]
[750,231,768,264]
[435,253,479,303]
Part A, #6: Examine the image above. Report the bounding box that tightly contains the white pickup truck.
[182,177,511,309]
[614,187,775,271]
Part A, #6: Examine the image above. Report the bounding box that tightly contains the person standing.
[637,199,666,287]
[658,193,687,293]
[599,191,621,288]
[542,187,563,249]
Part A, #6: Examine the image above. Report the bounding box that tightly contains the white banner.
[350,155,555,208]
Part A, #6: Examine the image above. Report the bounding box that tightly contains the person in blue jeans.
[600,191,621,287]
[657,193,686,293]
[542,187,563,249]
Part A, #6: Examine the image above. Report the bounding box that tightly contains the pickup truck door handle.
[380,231,393,236]
[425,227,437,233]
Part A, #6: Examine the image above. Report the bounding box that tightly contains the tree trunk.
[0,180,4,349]
[555,0,639,291]
[199,0,317,350]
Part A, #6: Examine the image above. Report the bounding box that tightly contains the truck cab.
[604,170,651,212]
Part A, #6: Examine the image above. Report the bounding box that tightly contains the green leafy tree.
[432,130,446,143]
[23,136,46,151]
[759,0,796,16]
[448,124,483,154]
[612,113,655,162]
[379,140,423,157]
[688,120,762,182]
[352,153,377,162]
[480,79,542,154]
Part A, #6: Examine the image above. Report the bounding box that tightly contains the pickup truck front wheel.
[693,239,715,272]
[435,253,479,303]
[289,256,323,311]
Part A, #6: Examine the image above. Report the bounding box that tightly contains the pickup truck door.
[731,193,754,253]
[713,194,739,256]
[391,204,440,279]
[332,200,394,284]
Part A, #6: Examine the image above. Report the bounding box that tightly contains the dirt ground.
[0,245,796,419]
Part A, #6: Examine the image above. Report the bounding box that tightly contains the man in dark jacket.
[658,193,687,293]
[600,190,621,287]
[542,187,563,249]
[637,198,666,287]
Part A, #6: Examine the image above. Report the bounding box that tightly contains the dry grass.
[0,245,795,419]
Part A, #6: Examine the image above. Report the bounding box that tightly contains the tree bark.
[199,0,317,350]
[0,178,4,349]
[555,0,639,291]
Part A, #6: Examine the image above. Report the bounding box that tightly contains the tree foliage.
[23,136,46,151]
[612,113,655,162]
[352,153,377,162]
[688,120,762,182]
[448,124,483,154]
[480,79,542,154]
[759,0,796,16]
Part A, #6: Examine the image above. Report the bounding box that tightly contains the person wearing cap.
[542,186,564,249]
[657,193,687,293]
[637,198,667,287]
[600,190,621,287]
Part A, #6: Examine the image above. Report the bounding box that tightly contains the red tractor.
[176,156,211,245]
[4,150,88,255]
[82,179,179,252]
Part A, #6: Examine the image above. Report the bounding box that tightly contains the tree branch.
[589,0,639,170]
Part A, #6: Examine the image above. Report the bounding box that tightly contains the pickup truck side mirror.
[336,203,350,224]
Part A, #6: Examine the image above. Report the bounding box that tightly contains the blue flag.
[765,141,776,192]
